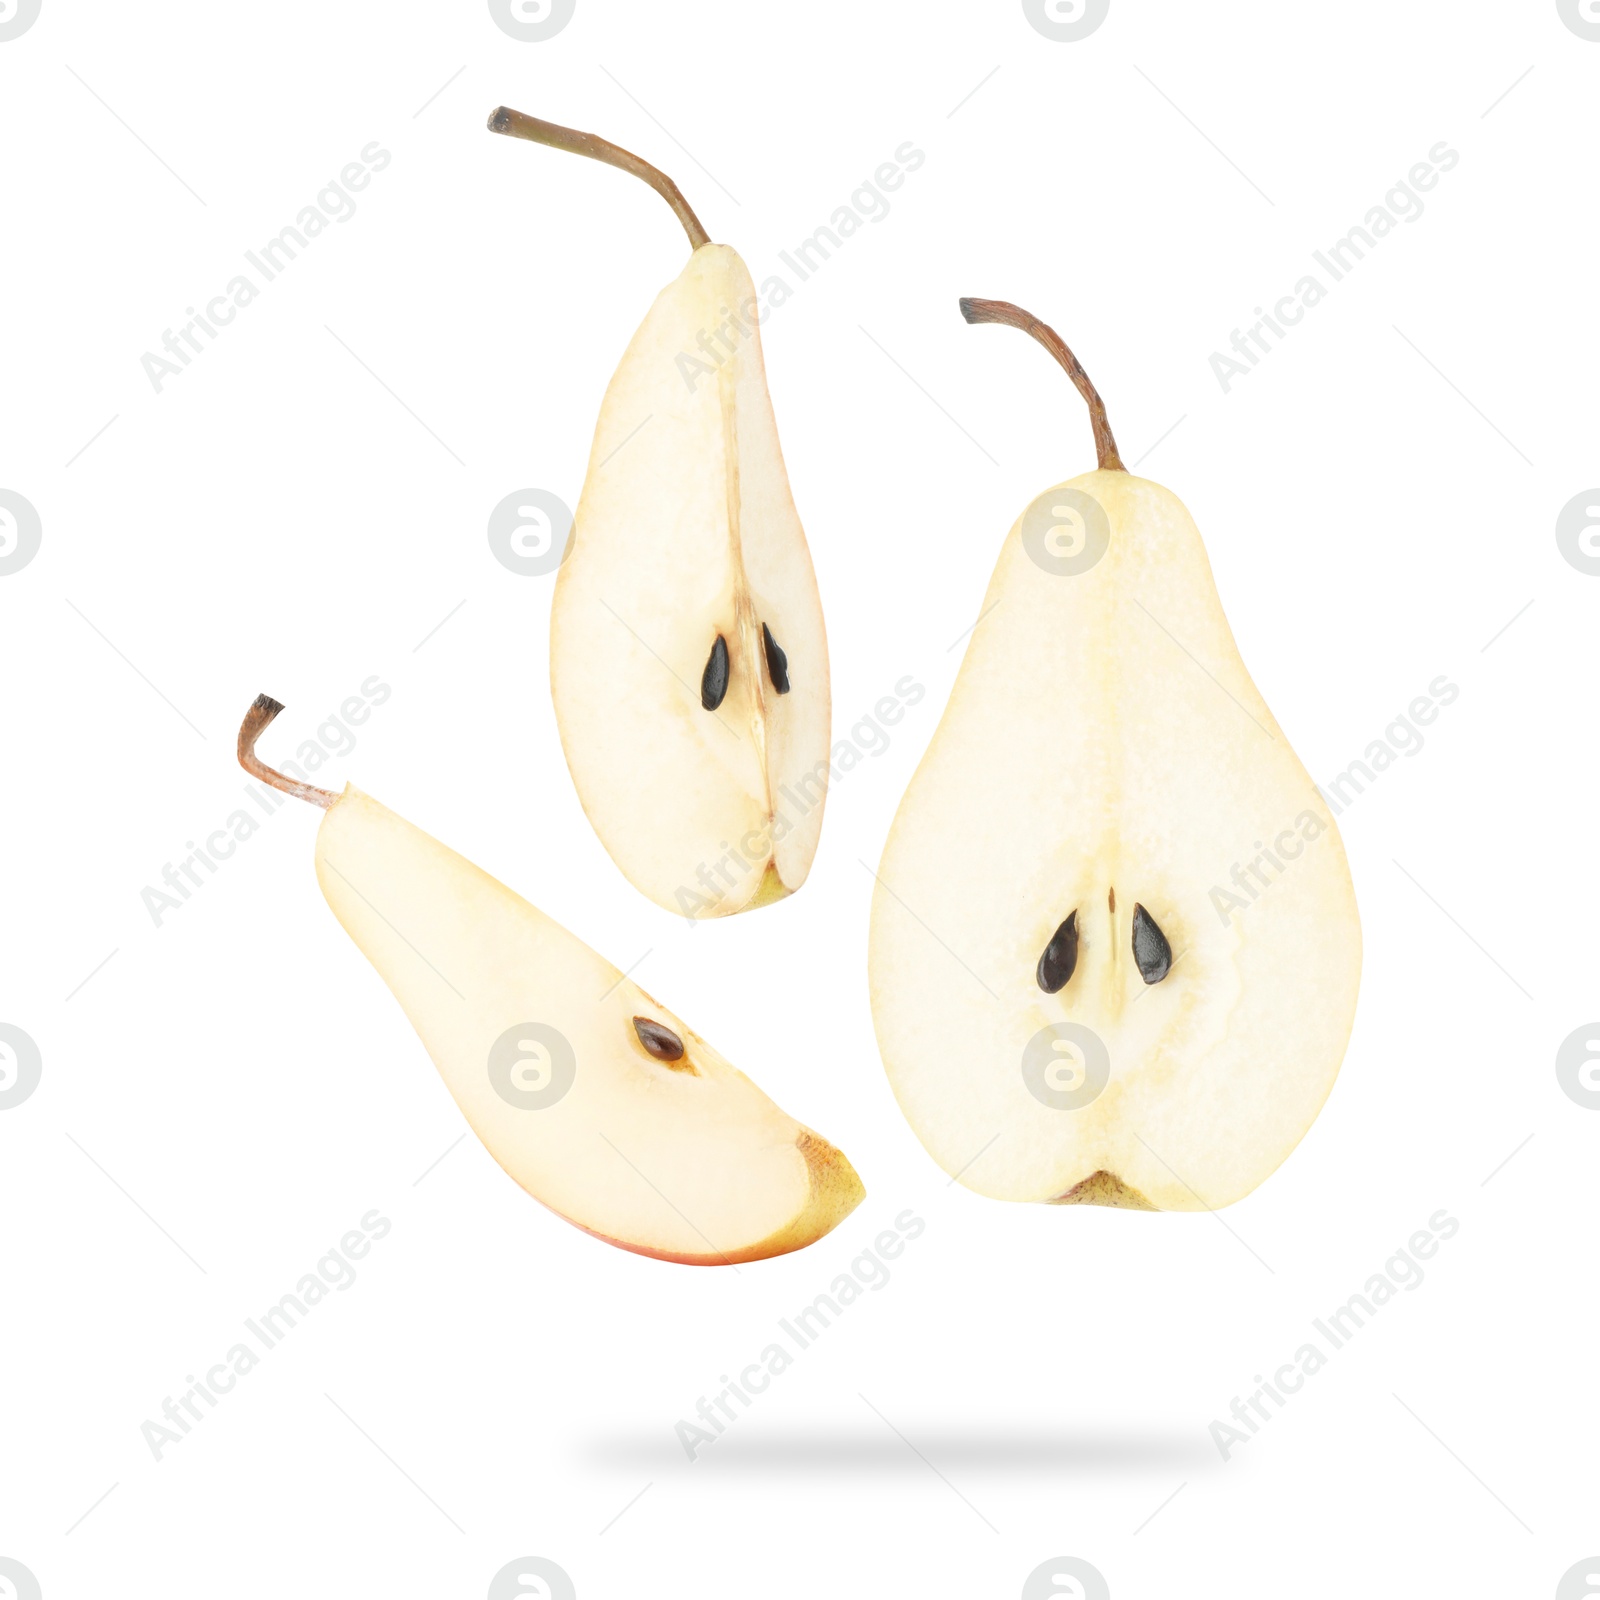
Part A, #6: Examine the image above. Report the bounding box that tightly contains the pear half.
[490,110,830,919]
[868,300,1360,1212]
[240,697,861,1264]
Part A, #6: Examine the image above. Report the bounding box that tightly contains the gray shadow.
[581,1426,1214,1477]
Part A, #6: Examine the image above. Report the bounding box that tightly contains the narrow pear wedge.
[868,300,1360,1212]
[489,109,830,919]
[239,696,861,1263]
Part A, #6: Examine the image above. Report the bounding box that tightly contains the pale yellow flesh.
[316,787,862,1262]
[869,471,1361,1211]
[551,244,830,919]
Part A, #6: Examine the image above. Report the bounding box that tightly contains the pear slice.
[239,696,861,1264]
[868,299,1360,1212]
[489,109,830,919]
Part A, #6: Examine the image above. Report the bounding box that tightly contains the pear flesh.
[317,785,862,1261]
[551,242,830,919]
[869,467,1361,1211]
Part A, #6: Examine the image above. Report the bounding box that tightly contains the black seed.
[701,635,729,710]
[632,1017,686,1061]
[1131,905,1172,984]
[762,622,791,693]
[1036,910,1079,993]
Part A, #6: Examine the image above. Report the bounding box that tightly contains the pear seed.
[632,1017,687,1063]
[1036,910,1079,993]
[701,635,730,710]
[762,622,791,694]
[1131,905,1172,985]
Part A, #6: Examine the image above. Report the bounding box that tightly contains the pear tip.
[1051,1170,1157,1210]
[487,105,515,134]
[251,692,284,720]
[958,296,980,323]
[795,1128,867,1235]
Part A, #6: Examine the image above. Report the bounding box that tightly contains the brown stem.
[487,106,711,252]
[958,297,1125,472]
[238,694,338,810]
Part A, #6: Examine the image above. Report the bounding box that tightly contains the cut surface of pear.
[868,300,1360,1213]
[551,242,830,917]
[491,109,830,919]
[240,697,861,1264]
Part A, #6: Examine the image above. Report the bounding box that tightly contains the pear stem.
[958,297,1125,472]
[487,106,711,253]
[238,694,338,810]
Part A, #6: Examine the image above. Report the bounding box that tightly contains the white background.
[1,2,1595,1596]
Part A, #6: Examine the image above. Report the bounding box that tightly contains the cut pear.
[868,299,1360,1213]
[490,109,830,919]
[239,696,862,1264]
